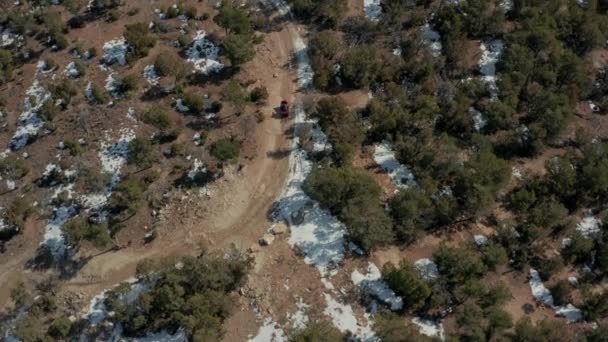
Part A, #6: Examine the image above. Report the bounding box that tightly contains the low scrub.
[209,137,240,161]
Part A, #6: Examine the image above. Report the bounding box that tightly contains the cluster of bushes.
[309,31,343,90]
[161,3,198,19]
[304,167,393,250]
[381,243,512,339]
[105,249,251,340]
[313,97,364,164]
[503,143,608,271]
[303,92,511,250]
[9,278,71,341]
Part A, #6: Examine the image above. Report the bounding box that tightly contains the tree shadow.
[25,245,95,280]
[266,147,292,160]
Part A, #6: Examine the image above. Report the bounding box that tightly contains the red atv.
[279,100,290,118]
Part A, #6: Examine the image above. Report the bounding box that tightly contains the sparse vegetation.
[106,249,251,340]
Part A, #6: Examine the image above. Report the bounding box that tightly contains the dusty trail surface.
[56,24,301,306]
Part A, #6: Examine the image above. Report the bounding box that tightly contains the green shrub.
[374,313,429,342]
[2,198,32,238]
[63,139,82,156]
[434,244,487,286]
[87,83,107,104]
[109,177,145,218]
[562,233,594,264]
[124,22,156,60]
[0,154,29,179]
[304,167,393,250]
[0,49,14,85]
[128,137,157,168]
[214,5,252,35]
[209,138,240,161]
[127,8,139,16]
[49,78,77,108]
[169,143,186,158]
[63,216,111,249]
[222,80,247,112]
[36,99,58,122]
[181,91,205,113]
[481,243,508,270]
[289,321,345,342]
[83,167,111,193]
[115,74,138,95]
[314,97,364,165]
[154,51,188,79]
[249,86,268,103]
[583,291,608,321]
[140,108,171,129]
[87,47,97,58]
[177,34,191,48]
[107,10,120,22]
[73,60,86,77]
[550,280,570,307]
[341,45,382,88]
[222,34,255,68]
[383,262,431,310]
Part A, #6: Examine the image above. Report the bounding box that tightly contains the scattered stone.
[259,233,275,246]
[290,208,306,225]
[248,244,262,253]
[271,224,288,235]
[175,261,184,270]
[522,303,535,314]
[474,234,488,247]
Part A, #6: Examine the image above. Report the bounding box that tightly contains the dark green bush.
[127,137,157,167]
[63,217,111,249]
[383,261,431,310]
[209,138,240,161]
[140,108,171,129]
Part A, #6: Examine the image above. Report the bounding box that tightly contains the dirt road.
[52,21,303,310]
